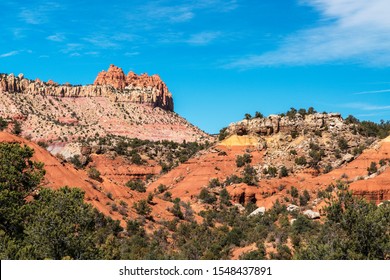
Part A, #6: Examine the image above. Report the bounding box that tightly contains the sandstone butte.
[0,65,212,151]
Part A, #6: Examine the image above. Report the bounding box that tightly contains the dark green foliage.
[87,167,101,181]
[224,174,242,185]
[355,120,390,138]
[68,155,84,169]
[299,190,311,206]
[208,178,221,188]
[133,200,152,216]
[307,107,316,114]
[163,191,172,201]
[37,141,48,148]
[290,186,299,198]
[379,159,387,166]
[324,164,332,173]
[157,184,168,194]
[0,143,45,237]
[289,149,297,155]
[0,117,8,131]
[219,188,231,206]
[198,188,217,204]
[254,111,264,118]
[242,165,258,185]
[286,107,297,119]
[279,166,288,177]
[171,200,184,220]
[218,127,228,141]
[126,179,146,192]
[236,153,252,167]
[352,145,366,156]
[338,137,349,151]
[244,113,252,120]
[130,152,143,165]
[12,121,22,135]
[296,191,390,259]
[239,247,266,260]
[147,193,154,204]
[23,187,110,259]
[290,130,299,138]
[295,156,307,166]
[367,162,378,175]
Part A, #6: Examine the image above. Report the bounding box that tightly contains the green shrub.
[125,180,146,192]
[236,153,252,167]
[87,167,102,181]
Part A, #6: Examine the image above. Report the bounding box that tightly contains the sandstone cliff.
[226,113,344,136]
[0,64,173,111]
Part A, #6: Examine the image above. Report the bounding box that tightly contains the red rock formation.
[94,64,127,89]
[0,65,174,111]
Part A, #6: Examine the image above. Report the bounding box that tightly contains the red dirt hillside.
[148,134,390,214]
[0,132,175,228]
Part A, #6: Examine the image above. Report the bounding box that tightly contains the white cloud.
[187,31,221,45]
[47,33,66,42]
[343,102,390,111]
[228,0,390,68]
[354,89,390,95]
[0,51,19,58]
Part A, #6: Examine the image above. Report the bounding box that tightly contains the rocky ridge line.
[0,64,173,111]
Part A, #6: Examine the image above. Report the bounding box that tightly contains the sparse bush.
[324,164,333,174]
[236,153,252,167]
[243,165,258,185]
[133,200,151,216]
[279,166,288,178]
[208,178,221,188]
[224,175,242,185]
[291,186,299,198]
[157,184,168,194]
[218,127,228,141]
[219,188,231,206]
[295,156,307,166]
[254,111,264,118]
[367,162,378,175]
[0,117,8,131]
[125,179,146,192]
[198,188,217,204]
[338,137,349,151]
[87,167,102,182]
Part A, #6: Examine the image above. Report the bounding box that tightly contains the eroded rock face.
[0,65,174,111]
[226,113,344,136]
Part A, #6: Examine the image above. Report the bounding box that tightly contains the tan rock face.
[226,113,344,137]
[0,65,174,111]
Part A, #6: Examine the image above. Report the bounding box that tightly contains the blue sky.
[1,0,390,134]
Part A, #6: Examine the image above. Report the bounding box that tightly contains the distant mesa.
[0,64,174,111]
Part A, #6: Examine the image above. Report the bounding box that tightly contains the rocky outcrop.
[226,113,345,137]
[0,65,174,111]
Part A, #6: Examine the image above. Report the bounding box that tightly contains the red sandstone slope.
[148,135,390,212]
[0,132,174,228]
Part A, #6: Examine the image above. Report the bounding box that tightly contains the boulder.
[287,204,300,212]
[303,209,320,219]
[248,206,265,217]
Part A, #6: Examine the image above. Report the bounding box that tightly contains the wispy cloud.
[187,31,221,45]
[19,3,63,25]
[343,102,390,111]
[124,52,140,57]
[47,33,66,42]
[227,0,390,68]
[0,51,19,58]
[353,89,390,95]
